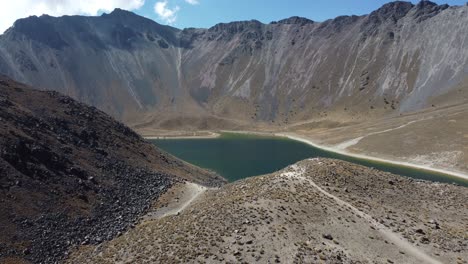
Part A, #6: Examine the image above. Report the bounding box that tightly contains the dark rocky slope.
[0,76,224,263]
[0,1,466,128]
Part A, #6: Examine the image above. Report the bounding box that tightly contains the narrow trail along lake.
[150,133,468,186]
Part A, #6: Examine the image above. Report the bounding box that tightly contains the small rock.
[420,237,430,244]
[415,229,425,235]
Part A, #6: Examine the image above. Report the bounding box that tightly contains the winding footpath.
[281,161,443,264]
[158,182,208,219]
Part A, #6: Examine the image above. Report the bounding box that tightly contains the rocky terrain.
[68,158,468,264]
[0,76,224,263]
[1,1,468,263]
[0,1,466,128]
[1,1,467,177]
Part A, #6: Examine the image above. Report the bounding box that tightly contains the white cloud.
[185,0,199,5]
[0,0,145,34]
[154,1,180,24]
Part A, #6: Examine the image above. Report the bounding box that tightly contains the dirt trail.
[145,182,208,220]
[283,161,443,264]
[334,119,427,150]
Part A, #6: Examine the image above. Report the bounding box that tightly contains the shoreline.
[279,132,468,182]
[144,131,220,139]
[221,130,468,182]
[145,129,468,182]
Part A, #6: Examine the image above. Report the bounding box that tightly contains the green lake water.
[150,133,468,186]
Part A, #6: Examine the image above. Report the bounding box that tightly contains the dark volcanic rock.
[0,76,224,263]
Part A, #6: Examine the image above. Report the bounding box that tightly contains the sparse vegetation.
[68,159,467,264]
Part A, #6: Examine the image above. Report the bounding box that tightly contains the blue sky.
[137,0,467,29]
[0,0,466,34]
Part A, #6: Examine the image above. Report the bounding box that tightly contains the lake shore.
[144,129,468,183]
[279,132,468,182]
[144,131,220,139]
[219,130,468,182]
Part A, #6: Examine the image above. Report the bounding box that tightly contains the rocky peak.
[360,1,414,36]
[102,8,164,28]
[102,8,153,26]
[105,9,183,49]
[415,0,438,9]
[370,1,414,21]
[7,15,68,49]
[315,15,360,36]
[208,20,263,33]
[276,16,314,26]
[413,0,449,22]
[207,20,263,41]
[107,8,134,17]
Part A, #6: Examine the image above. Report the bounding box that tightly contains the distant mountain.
[0,76,223,263]
[0,1,467,129]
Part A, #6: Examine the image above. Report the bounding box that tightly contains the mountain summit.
[0,2,466,129]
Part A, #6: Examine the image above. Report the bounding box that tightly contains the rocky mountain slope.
[0,1,467,129]
[0,76,224,263]
[68,158,468,264]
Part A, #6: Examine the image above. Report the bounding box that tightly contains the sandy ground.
[280,133,468,181]
[285,103,468,176]
[143,131,220,139]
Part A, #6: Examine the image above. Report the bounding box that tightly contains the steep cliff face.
[0,2,467,128]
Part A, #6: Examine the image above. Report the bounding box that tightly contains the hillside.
[0,1,466,129]
[0,76,224,263]
[68,158,468,264]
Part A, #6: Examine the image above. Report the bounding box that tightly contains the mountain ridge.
[0,1,466,129]
[3,1,454,33]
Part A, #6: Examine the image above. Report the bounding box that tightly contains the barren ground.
[67,159,468,264]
